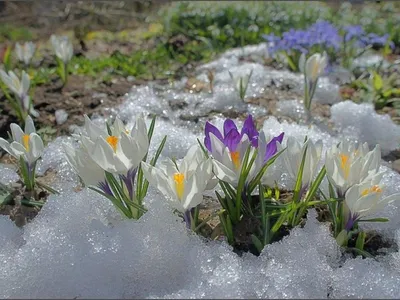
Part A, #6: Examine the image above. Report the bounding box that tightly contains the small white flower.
[325,140,381,197]
[0,116,44,165]
[299,52,328,111]
[63,144,105,187]
[299,51,328,82]
[79,115,149,174]
[141,145,213,213]
[279,137,323,190]
[0,69,38,117]
[50,35,73,64]
[0,69,30,100]
[15,42,36,65]
[344,172,400,226]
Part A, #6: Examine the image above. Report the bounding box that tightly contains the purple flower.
[345,211,359,231]
[119,167,137,200]
[204,115,259,152]
[98,180,113,197]
[264,132,284,163]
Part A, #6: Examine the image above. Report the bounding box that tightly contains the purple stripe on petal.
[224,129,241,152]
[223,119,238,137]
[98,181,113,196]
[204,122,223,152]
[120,167,137,200]
[345,212,358,231]
[264,132,284,162]
[241,115,259,147]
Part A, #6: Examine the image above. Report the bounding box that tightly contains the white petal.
[212,159,237,186]
[29,133,44,160]
[10,123,24,144]
[141,162,175,199]
[0,138,14,157]
[24,115,36,134]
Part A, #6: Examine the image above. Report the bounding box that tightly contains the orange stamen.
[106,136,119,152]
[173,173,185,200]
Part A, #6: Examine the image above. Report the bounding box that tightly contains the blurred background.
[0,1,399,137]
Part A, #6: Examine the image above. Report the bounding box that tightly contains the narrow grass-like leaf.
[251,234,264,253]
[292,143,308,203]
[248,148,285,193]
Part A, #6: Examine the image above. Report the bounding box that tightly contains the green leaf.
[347,247,374,259]
[248,147,286,193]
[355,231,366,251]
[0,183,13,206]
[251,234,264,253]
[139,135,167,200]
[372,71,383,91]
[292,143,308,203]
[335,229,349,247]
[304,167,326,203]
[358,217,389,223]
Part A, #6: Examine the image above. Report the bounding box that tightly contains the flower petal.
[204,122,223,152]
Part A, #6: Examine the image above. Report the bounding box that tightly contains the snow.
[1,42,400,298]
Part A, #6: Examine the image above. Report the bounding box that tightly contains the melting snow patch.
[331,101,400,155]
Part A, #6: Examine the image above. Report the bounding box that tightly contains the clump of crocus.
[325,140,381,198]
[0,69,38,121]
[50,35,73,86]
[334,171,400,250]
[203,115,284,244]
[0,116,44,191]
[229,70,253,102]
[299,51,328,113]
[141,144,215,230]
[277,136,326,227]
[15,42,36,67]
[64,114,166,219]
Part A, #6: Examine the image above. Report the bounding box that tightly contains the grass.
[2,1,400,109]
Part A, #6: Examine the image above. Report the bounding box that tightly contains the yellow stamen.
[371,185,382,193]
[22,134,30,151]
[106,136,119,152]
[230,151,241,170]
[339,154,350,179]
[173,173,185,200]
[361,185,382,196]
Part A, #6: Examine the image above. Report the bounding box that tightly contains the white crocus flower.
[0,69,30,100]
[50,35,73,64]
[79,115,149,174]
[209,133,255,187]
[0,116,44,165]
[344,172,400,230]
[0,69,38,117]
[299,51,328,111]
[279,137,323,190]
[15,42,36,65]
[299,52,328,82]
[141,145,213,213]
[63,144,105,187]
[325,140,381,197]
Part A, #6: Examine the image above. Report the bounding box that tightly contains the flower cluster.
[0,35,74,124]
[0,116,45,192]
[265,21,341,55]
[61,113,400,255]
[264,20,392,71]
[343,25,394,49]
[64,115,157,219]
[265,21,391,56]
